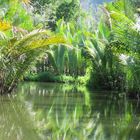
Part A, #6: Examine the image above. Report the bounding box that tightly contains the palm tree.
[0,22,67,94]
[0,0,69,94]
[105,0,140,94]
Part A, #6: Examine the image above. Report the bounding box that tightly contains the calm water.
[0,82,140,140]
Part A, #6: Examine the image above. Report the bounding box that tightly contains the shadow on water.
[1,82,140,140]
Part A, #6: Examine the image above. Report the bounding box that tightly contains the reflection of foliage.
[35,105,96,140]
[0,95,40,140]
[18,82,98,139]
[18,82,140,140]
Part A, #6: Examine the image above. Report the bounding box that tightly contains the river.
[0,82,140,140]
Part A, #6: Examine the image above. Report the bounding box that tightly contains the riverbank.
[24,72,87,85]
[24,71,140,99]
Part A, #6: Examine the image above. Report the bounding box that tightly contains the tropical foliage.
[0,0,67,94]
[105,0,140,94]
[1,0,140,139]
[31,0,81,30]
[0,0,140,96]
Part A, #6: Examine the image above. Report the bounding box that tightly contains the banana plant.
[46,19,91,76]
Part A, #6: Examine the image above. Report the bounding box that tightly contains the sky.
[80,0,112,10]
[90,0,112,4]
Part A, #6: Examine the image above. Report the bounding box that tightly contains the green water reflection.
[0,82,140,140]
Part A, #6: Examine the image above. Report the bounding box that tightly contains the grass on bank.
[24,71,88,85]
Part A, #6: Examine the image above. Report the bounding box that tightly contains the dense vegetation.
[0,0,140,97]
[0,0,67,94]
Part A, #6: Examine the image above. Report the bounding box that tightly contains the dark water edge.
[0,82,140,140]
